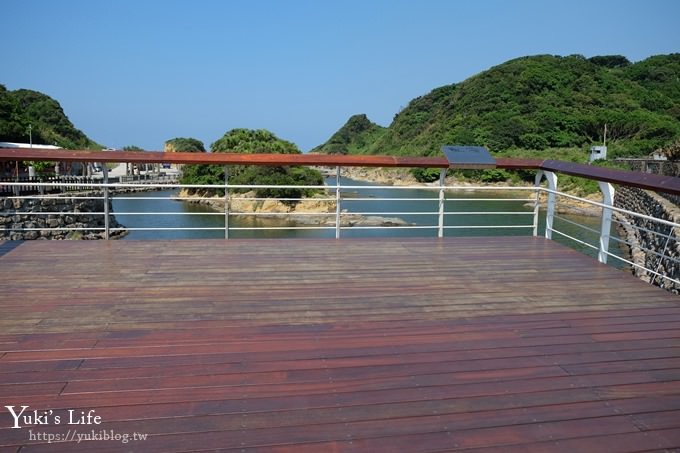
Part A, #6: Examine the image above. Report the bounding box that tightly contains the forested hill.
[314,54,680,159]
[311,114,386,154]
[0,84,100,149]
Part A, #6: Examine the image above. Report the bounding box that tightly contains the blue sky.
[2,0,679,151]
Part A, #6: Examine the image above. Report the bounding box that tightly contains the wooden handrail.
[0,148,544,169]
[540,159,680,195]
[0,147,678,195]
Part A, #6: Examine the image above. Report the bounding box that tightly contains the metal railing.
[0,175,99,196]
[535,170,679,293]
[0,148,679,293]
[0,178,537,238]
[1,175,677,291]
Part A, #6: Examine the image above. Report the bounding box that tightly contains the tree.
[588,55,631,68]
[164,137,205,152]
[211,128,299,154]
[181,129,323,204]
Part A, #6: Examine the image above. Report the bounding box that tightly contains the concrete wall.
[616,159,680,177]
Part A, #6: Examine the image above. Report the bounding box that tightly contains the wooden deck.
[0,236,679,452]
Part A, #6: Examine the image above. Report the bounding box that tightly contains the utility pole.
[16,124,33,182]
[27,125,35,179]
[603,123,607,147]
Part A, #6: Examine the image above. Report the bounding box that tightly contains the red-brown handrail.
[540,159,680,195]
[0,147,543,169]
[0,147,678,195]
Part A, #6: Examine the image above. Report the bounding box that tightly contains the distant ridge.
[314,54,680,158]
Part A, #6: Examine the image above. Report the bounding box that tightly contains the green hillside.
[0,85,100,149]
[311,114,387,154]
[314,54,680,159]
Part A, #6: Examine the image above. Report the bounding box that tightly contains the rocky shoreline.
[336,167,421,186]
[175,189,413,228]
[336,166,603,217]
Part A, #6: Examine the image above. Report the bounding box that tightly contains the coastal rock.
[336,167,420,186]
[343,215,411,227]
[529,192,603,217]
[176,189,411,227]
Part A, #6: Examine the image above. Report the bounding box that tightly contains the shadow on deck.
[0,236,679,452]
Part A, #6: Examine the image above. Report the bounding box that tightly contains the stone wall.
[617,159,680,177]
[614,186,679,294]
[0,194,125,240]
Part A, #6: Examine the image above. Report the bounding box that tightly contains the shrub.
[411,167,442,183]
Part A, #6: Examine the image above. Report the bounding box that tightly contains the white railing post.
[335,166,341,239]
[103,164,110,240]
[438,168,446,238]
[532,173,540,237]
[224,166,230,239]
[536,170,558,239]
[598,181,615,264]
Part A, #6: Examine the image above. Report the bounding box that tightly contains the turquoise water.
[111,177,625,266]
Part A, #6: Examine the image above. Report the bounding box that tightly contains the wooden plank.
[6,368,679,413]
[0,382,65,398]
[4,415,647,452]
[0,447,20,453]
[1,237,679,451]
[632,409,680,430]
[431,429,680,453]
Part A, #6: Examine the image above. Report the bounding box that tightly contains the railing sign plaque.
[441,145,496,169]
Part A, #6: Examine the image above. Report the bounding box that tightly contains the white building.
[0,141,62,150]
[589,145,607,163]
[0,142,65,177]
